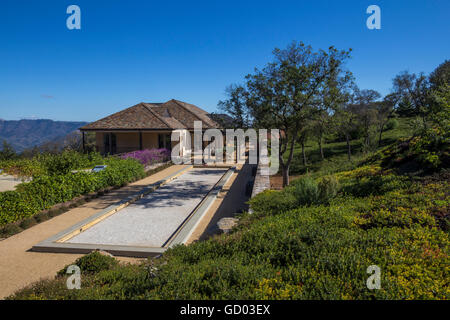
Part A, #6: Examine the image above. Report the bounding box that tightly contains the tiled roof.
[80,99,220,131]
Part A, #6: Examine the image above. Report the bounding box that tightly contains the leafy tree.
[218,84,249,129]
[244,42,352,186]
[311,110,331,160]
[375,93,398,146]
[333,102,359,161]
[353,88,381,105]
[0,140,17,161]
[296,124,312,166]
[352,88,382,152]
[428,60,450,131]
[392,71,430,124]
[429,60,450,89]
[312,73,349,160]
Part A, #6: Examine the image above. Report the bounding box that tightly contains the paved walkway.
[67,168,227,247]
[0,165,187,299]
[0,174,30,192]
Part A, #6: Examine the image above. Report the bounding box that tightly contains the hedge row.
[0,150,105,177]
[0,157,145,225]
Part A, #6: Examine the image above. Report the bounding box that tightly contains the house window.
[103,133,117,154]
[158,133,171,150]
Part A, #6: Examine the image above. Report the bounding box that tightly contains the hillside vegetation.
[9,118,449,300]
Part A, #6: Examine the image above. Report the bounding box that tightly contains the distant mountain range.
[0,119,88,152]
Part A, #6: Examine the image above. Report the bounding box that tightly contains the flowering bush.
[120,148,170,166]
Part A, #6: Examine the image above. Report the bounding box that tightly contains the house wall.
[116,132,140,153]
[94,131,172,154]
[95,132,104,153]
[142,132,158,149]
[93,130,222,155]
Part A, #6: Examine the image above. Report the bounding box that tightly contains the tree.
[296,124,312,166]
[0,140,17,161]
[333,100,359,161]
[244,42,352,186]
[349,88,382,153]
[392,71,430,124]
[353,88,381,105]
[429,60,450,89]
[218,84,249,129]
[375,93,398,146]
[428,60,450,131]
[311,110,331,160]
[312,74,349,160]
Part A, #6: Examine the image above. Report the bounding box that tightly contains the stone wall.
[249,163,270,213]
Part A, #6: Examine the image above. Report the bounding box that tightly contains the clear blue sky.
[0,0,448,121]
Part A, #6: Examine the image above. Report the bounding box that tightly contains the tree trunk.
[319,136,324,160]
[378,124,384,147]
[281,128,298,187]
[301,141,307,166]
[346,133,351,161]
[282,164,289,187]
[364,135,370,154]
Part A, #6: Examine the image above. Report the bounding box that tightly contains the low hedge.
[0,150,105,178]
[0,157,145,225]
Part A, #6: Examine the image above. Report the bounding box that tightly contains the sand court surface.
[66,167,227,247]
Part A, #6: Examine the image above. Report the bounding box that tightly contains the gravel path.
[67,168,227,247]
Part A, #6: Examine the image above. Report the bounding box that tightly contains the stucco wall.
[95,132,104,153]
[94,131,171,154]
[143,132,158,149]
[115,132,139,153]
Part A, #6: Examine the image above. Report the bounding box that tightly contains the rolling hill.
[0,119,88,152]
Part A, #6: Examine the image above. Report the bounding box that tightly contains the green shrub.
[342,174,410,197]
[0,157,146,226]
[34,212,50,223]
[288,176,319,206]
[38,151,104,176]
[0,158,46,178]
[1,224,22,236]
[58,251,119,276]
[385,118,399,130]
[317,175,340,204]
[249,190,298,217]
[19,217,37,229]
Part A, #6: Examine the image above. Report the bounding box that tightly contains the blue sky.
[0,0,448,121]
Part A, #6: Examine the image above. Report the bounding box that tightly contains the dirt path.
[0,165,186,299]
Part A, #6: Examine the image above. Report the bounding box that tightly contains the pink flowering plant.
[120,148,170,166]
